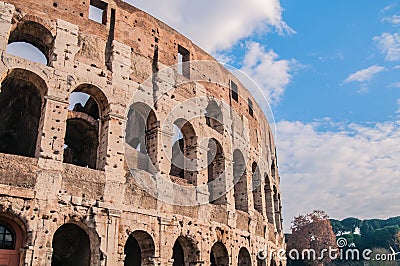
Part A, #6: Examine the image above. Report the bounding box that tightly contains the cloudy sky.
[8,0,400,232]
[121,0,400,231]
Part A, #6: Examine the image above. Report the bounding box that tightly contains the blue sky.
[7,0,400,232]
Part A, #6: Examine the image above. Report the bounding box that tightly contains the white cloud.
[240,42,296,104]
[275,119,400,231]
[390,81,400,88]
[123,0,293,52]
[381,4,397,13]
[374,32,400,61]
[343,65,385,83]
[397,99,400,113]
[382,15,400,26]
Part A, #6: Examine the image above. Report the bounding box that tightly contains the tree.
[287,210,337,266]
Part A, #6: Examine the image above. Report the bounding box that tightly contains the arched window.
[63,85,109,170]
[205,99,224,134]
[210,242,229,266]
[207,138,226,205]
[0,223,15,249]
[170,119,197,184]
[233,149,248,212]
[125,103,158,173]
[273,186,282,232]
[172,240,184,266]
[264,173,274,224]
[171,236,199,266]
[0,69,47,157]
[7,20,54,65]
[252,162,262,213]
[124,231,155,266]
[0,215,25,266]
[238,247,252,265]
[51,223,91,266]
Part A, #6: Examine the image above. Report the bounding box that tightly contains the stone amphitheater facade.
[0,0,285,265]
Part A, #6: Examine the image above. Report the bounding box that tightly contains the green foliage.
[330,216,400,251]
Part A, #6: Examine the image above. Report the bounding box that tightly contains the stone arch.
[8,19,54,64]
[171,236,200,266]
[207,138,226,205]
[170,118,197,184]
[64,84,110,170]
[210,242,229,266]
[273,186,282,232]
[233,149,248,212]
[0,213,27,266]
[252,162,263,213]
[124,230,155,266]
[237,247,252,265]
[0,68,47,157]
[51,223,100,266]
[125,102,159,173]
[264,173,274,224]
[205,99,224,134]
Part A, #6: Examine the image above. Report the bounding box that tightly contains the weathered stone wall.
[0,0,285,265]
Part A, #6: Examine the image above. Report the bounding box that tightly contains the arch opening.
[125,102,158,173]
[124,230,155,266]
[171,236,200,266]
[64,85,109,170]
[172,240,184,266]
[238,247,251,266]
[210,242,229,266]
[205,99,224,134]
[233,149,248,212]
[252,162,262,213]
[273,186,282,232]
[169,119,197,184]
[0,70,46,157]
[264,173,274,224]
[51,223,91,266]
[8,20,53,65]
[207,138,226,205]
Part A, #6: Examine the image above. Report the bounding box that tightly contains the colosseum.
[0,0,285,265]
